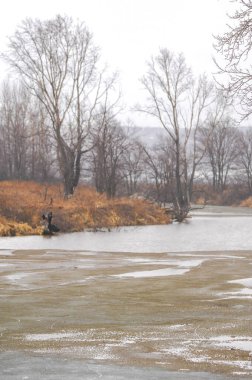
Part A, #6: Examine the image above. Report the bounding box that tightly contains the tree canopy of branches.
[214,0,252,119]
[202,117,239,192]
[121,139,145,197]
[0,80,55,181]
[91,114,129,198]
[237,127,252,192]
[2,15,117,197]
[138,48,213,221]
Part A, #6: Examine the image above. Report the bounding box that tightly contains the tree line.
[0,1,251,220]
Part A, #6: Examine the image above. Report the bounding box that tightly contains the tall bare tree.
[214,0,252,119]
[0,81,30,179]
[138,49,213,220]
[0,80,55,181]
[2,15,117,196]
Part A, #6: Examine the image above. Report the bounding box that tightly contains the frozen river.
[1,206,252,379]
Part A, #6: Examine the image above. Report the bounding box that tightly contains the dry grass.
[0,181,170,236]
[240,196,252,208]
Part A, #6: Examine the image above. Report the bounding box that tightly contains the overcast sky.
[0,0,235,126]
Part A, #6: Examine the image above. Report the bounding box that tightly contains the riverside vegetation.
[0,181,170,237]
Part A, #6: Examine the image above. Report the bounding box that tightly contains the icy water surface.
[1,206,252,252]
[1,206,252,379]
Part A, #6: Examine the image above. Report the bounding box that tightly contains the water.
[0,352,231,380]
[1,206,252,252]
[1,205,252,380]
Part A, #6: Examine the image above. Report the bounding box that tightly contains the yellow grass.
[240,196,252,208]
[0,181,170,236]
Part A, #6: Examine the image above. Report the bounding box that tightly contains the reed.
[0,181,170,236]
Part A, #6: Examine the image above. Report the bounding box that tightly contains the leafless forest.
[0,1,252,221]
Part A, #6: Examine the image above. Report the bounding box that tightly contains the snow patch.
[210,336,252,353]
[0,263,13,267]
[229,278,252,288]
[6,272,31,282]
[114,267,190,278]
[0,250,13,256]
[25,332,82,341]
[114,259,205,278]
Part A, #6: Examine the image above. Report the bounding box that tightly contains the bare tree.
[121,139,145,196]
[27,102,56,181]
[2,15,117,196]
[198,89,239,193]
[0,79,56,181]
[0,81,30,179]
[140,135,175,205]
[142,144,164,203]
[91,115,129,198]
[214,0,252,119]
[237,128,252,192]
[138,49,213,221]
[201,117,239,193]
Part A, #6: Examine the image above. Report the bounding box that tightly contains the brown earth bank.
[0,181,170,236]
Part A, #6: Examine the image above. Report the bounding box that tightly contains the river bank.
[2,205,252,251]
[0,181,170,236]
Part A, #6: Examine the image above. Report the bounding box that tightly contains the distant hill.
[123,125,252,147]
[123,126,166,146]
